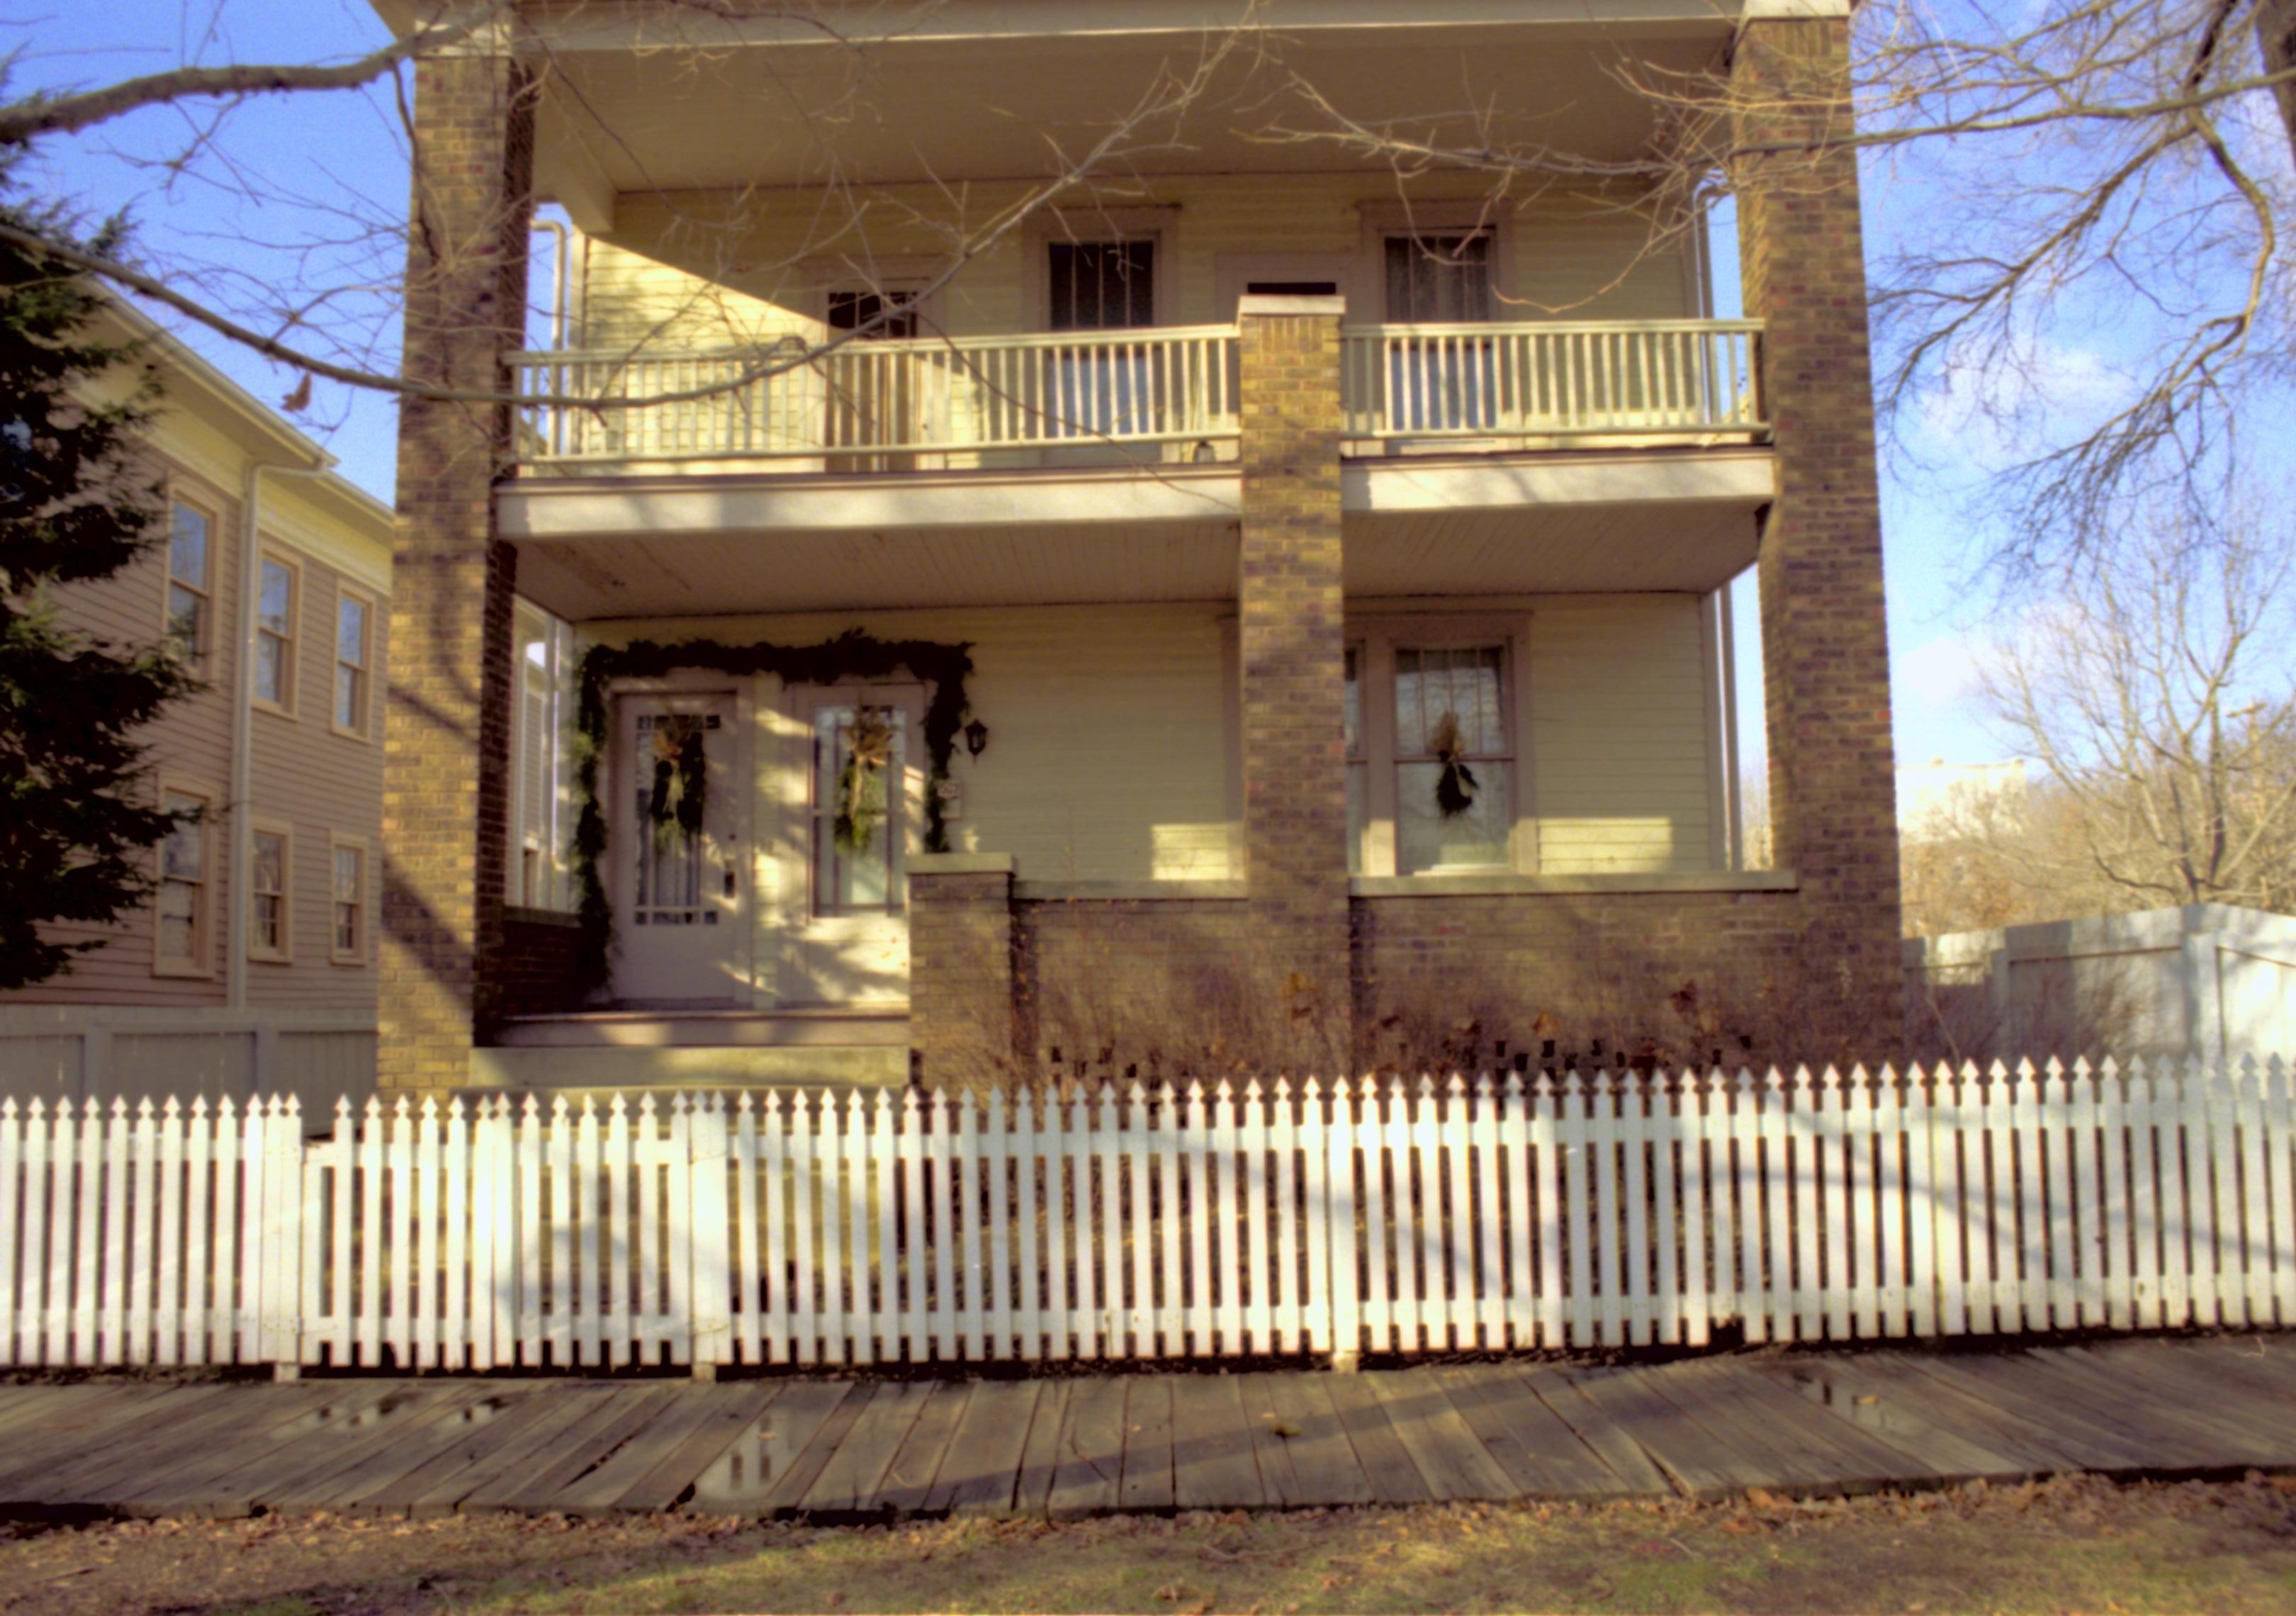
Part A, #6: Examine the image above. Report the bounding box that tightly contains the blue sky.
[9,1,2197,779]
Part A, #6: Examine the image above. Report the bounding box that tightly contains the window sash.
[166,503,210,661]
[334,593,369,732]
[157,792,207,965]
[255,558,295,707]
[251,829,288,955]
[332,845,364,958]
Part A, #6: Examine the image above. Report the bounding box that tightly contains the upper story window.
[1345,625,1526,878]
[1049,240,1155,330]
[254,552,298,713]
[165,500,212,668]
[826,288,921,340]
[1383,231,1493,322]
[333,586,372,738]
[155,789,210,974]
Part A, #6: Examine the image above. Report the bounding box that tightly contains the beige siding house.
[1,303,393,1099]
[382,1,1903,1094]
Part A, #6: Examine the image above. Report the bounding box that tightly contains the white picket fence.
[1,1058,2291,1371]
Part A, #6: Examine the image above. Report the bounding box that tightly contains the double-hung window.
[1046,239,1158,439]
[254,552,298,712]
[333,587,372,736]
[165,500,213,669]
[155,789,210,974]
[1344,624,1528,877]
[249,824,291,960]
[331,838,366,963]
[1383,230,1498,434]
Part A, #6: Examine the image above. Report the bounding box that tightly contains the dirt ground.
[5,1471,2296,1615]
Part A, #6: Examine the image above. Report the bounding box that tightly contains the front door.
[614,692,742,1002]
[778,685,924,1006]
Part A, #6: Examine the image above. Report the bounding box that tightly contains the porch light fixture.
[963,717,991,758]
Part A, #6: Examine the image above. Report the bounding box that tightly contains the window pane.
[1394,646,1504,757]
[333,846,361,903]
[256,635,286,704]
[1048,240,1154,331]
[1398,763,1510,873]
[335,664,359,729]
[259,560,292,634]
[812,705,905,915]
[253,833,283,894]
[1383,233,1492,322]
[162,799,202,880]
[337,596,366,666]
[167,583,203,656]
[1344,646,1362,758]
[169,503,208,585]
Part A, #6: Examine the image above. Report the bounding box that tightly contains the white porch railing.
[512,325,1241,467]
[2,1057,2290,1371]
[1341,319,1765,444]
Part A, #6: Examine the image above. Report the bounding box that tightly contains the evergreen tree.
[0,162,198,989]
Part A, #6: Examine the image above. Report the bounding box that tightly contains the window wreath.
[833,705,896,853]
[645,714,710,850]
[1429,710,1479,818]
[565,631,975,998]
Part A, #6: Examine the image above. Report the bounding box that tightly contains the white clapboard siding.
[1,1060,2290,1367]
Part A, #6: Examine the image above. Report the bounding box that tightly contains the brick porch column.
[1732,14,1905,1053]
[1236,295,1353,1072]
[379,43,537,1089]
[907,855,1020,1092]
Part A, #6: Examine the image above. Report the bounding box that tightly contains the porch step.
[468,1040,908,1095]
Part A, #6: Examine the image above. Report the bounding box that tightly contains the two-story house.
[377,0,1902,1094]
[1,298,395,1100]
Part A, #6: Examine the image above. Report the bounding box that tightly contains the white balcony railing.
[1341,319,1765,444]
[512,325,1241,468]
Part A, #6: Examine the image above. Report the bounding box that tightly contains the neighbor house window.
[333,585,372,737]
[1346,624,1528,879]
[155,789,210,974]
[330,838,366,963]
[165,501,212,668]
[254,552,298,712]
[249,824,291,960]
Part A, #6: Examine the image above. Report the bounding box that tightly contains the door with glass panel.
[613,692,742,1002]
[778,685,924,1006]
[1383,231,1497,435]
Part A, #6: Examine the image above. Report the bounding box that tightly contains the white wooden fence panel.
[3,1059,2290,1369]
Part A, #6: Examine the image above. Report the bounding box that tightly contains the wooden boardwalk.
[2,1336,2293,1523]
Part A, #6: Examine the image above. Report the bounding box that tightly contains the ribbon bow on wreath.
[1429,710,1478,819]
[646,715,709,851]
[833,706,896,853]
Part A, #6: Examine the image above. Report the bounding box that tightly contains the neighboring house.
[379,2,1901,1092]
[0,299,393,1100]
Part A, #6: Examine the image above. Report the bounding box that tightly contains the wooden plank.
[1755,1357,2042,1483]
[1362,1369,1517,1502]
[1933,1351,2217,1469]
[0,1385,201,1481]
[1046,1377,1130,1518]
[614,1384,780,1513]
[1169,1376,1264,1510]
[2042,1345,2296,1459]
[362,1389,617,1517]
[925,1381,1042,1517]
[2163,1337,2296,1407]
[1239,1375,1305,1506]
[802,1382,934,1515]
[1672,1362,1935,1491]
[1991,1350,2253,1469]
[1118,1378,1175,1513]
[1621,1363,1845,1493]
[1549,1364,1748,1500]
[32,1385,341,1507]
[685,1381,857,1517]
[111,1384,424,1517]
[249,1386,498,1517]
[1439,1365,1636,1500]
[1322,1371,1434,1505]
[1514,1364,1684,1498]
[461,1388,683,1513]
[304,1389,567,1515]
[875,1382,973,1515]
[1876,1354,2156,1474]
[1012,1381,1073,1516]
[546,1389,758,1517]
[1264,1376,1374,1507]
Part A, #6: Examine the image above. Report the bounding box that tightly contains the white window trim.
[247,817,295,964]
[1025,206,1177,333]
[152,778,217,980]
[328,832,369,965]
[162,490,219,675]
[252,546,303,719]
[331,580,376,741]
[1347,613,1538,879]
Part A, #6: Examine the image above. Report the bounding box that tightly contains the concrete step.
[468,1040,908,1094]
[493,1006,908,1050]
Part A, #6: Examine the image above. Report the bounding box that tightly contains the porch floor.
[1,1335,2290,1522]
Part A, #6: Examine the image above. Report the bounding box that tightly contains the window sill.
[249,950,294,966]
[328,722,370,744]
[151,960,215,980]
[1351,869,1799,898]
[254,700,296,722]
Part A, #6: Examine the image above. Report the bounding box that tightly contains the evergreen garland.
[568,630,974,994]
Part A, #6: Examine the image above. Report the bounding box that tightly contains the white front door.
[777,685,924,1006]
[614,692,743,1003]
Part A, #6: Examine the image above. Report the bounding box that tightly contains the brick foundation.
[378,46,537,1089]
[908,859,1020,1091]
[1012,895,1258,1079]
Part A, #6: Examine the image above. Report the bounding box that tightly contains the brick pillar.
[1731,16,1905,1053]
[907,855,1020,1092]
[1237,295,1353,1072]
[379,45,537,1089]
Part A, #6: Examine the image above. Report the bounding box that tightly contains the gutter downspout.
[225,455,339,1010]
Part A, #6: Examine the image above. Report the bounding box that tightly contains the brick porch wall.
[495,909,587,1020]
[908,862,1020,1091]
[1011,896,1256,1079]
[1731,15,1906,1050]
[378,46,536,1089]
